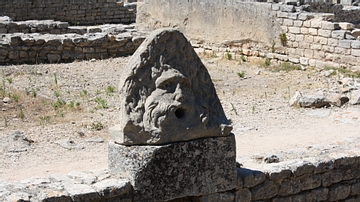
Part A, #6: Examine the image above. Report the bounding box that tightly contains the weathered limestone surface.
[108,134,237,202]
[115,28,232,145]
[0,0,136,25]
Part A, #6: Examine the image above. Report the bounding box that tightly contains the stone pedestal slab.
[108,134,237,202]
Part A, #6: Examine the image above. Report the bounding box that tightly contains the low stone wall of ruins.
[2,151,360,201]
[137,0,360,69]
[0,21,146,64]
[0,0,136,25]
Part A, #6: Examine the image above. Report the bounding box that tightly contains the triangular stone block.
[113,28,232,145]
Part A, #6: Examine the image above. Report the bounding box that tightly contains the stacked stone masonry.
[0,23,146,64]
[0,0,136,25]
[272,4,360,69]
[2,153,360,201]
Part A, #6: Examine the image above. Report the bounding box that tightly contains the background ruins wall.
[136,0,283,48]
[137,0,360,69]
[0,0,136,25]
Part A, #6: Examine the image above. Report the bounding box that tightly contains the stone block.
[293,20,303,27]
[303,20,311,28]
[308,28,318,36]
[300,27,308,34]
[287,13,299,20]
[351,41,360,49]
[322,170,343,187]
[300,174,321,191]
[278,179,301,196]
[304,49,313,57]
[351,182,360,195]
[328,185,350,201]
[339,22,355,30]
[318,29,332,38]
[322,45,334,53]
[251,180,279,200]
[339,40,351,48]
[334,47,350,55]
[300,57,309,65]
[310,20,322,28]
[194,192,235,202]
[63,183,101,201]
[328,38,338,46]
[352,49,360,57]
[283,19,293,26]
[277,11,288,18]
[92,179,133,198]
[238,168,266,188]
[321,22,339,30]
[310,44,322,51]
[235,188,251,202]
[304,35,314,43]
[332,30,347,39]
[108,134,237,202]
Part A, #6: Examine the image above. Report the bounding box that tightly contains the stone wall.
[137,0,360,69]
[0,24,146,64]
[2,152,360,201]
[0,0,136,25]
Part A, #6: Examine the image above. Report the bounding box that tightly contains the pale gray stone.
[67,171,96,185]
[350,90,360,105]
[237,168,266,188]
[116,28,232,145]
[109,134,236,202]
[92,179,133,198]
[63,183,100,201]
[298,95,330,108]
[289,91,302,107]
[290,160,315,177]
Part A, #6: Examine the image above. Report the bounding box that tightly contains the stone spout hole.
[175,108,186,119]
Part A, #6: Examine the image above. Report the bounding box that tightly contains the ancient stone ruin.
[111,28,232,145]
[108,28,236,201]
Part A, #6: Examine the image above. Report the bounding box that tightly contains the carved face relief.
[143,67,209,139]
[116,28,232,145]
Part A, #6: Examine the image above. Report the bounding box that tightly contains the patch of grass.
[19,106,25,121]
[324,66,360,78]
[6,78,12,84]
[54,91,60,98]
[225,52,232,60]
[94,97,108,109]
[270,62,301,72]
[11,94,19,102]
[237,71,246,78]
[54,73,58,85]
[279,33,287,47]
[80,89,88,97]
[1,70,6,97]
[31,88,37,98]
[240,55,246,62]
[230,103,238,116]
[4,116,7,127]
[53,98,66,110]
[39,116,51,126]
[265,58,271,67]
[105,85,116,95]
[91,121,104,131]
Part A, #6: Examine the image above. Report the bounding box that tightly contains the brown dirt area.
[1,54,360,182]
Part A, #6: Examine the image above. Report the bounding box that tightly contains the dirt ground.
[1,53,360,182]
